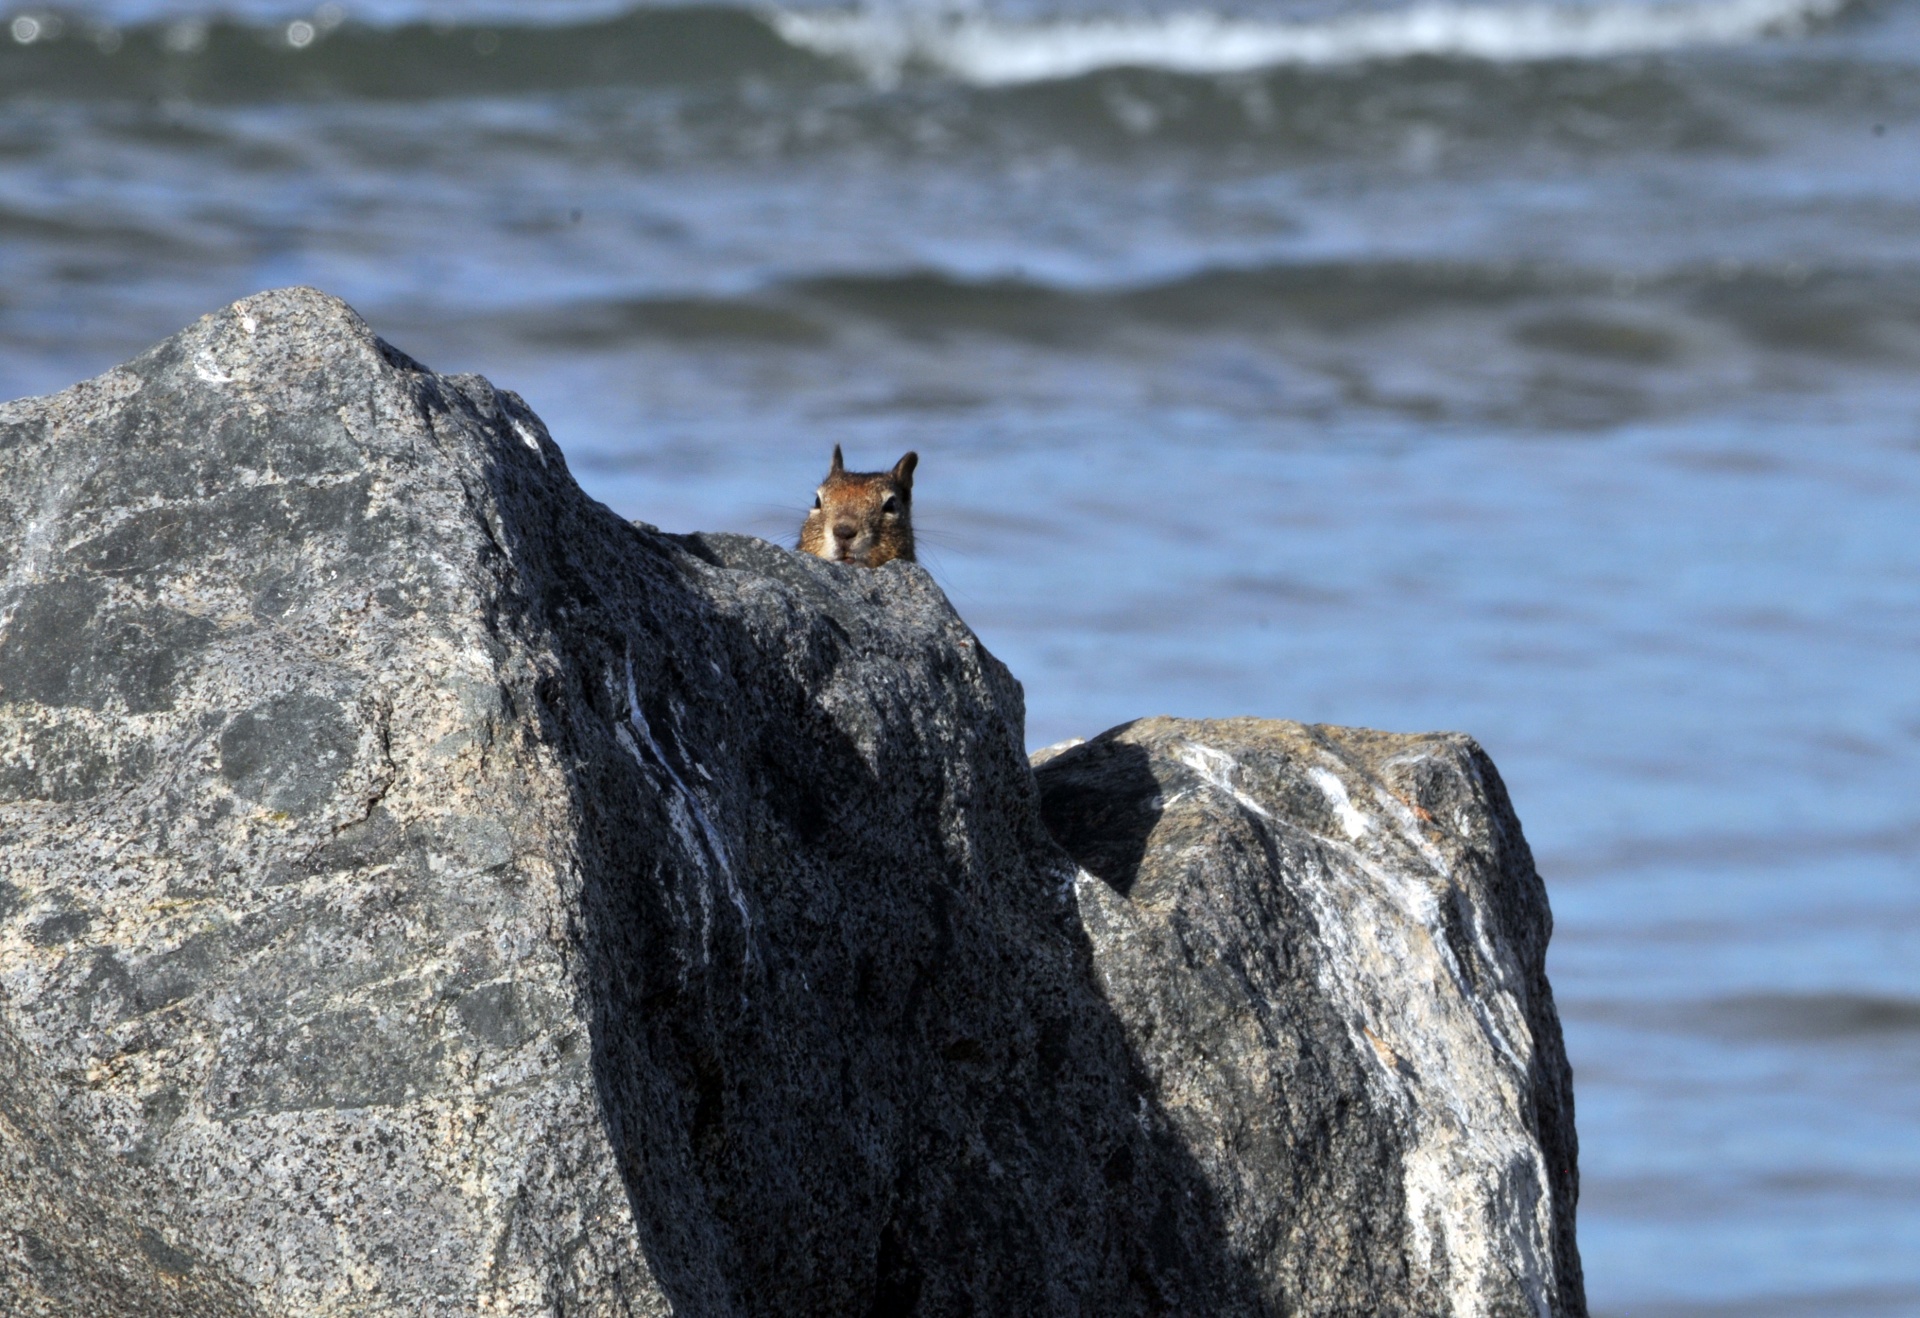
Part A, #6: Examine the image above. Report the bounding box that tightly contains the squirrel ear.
[892,451,918,492]
[829,444,845,475]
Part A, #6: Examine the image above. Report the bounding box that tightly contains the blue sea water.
[3,0,1919,1310]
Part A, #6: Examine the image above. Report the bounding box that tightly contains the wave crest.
[770,0,1849,86]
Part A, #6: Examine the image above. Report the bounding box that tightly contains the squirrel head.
[798,446,917,568]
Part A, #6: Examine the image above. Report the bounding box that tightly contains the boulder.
[0,287,1583,1316]
[1036,719,1583,1317]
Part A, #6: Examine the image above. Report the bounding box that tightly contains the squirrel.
[798,445,918,568]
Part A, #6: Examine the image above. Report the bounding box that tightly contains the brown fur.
[798,446,917,568]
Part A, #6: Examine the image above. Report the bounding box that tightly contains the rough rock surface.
[0,1010,265,1317]
[0,286,1583,1317]
[1035,719,1583,1317]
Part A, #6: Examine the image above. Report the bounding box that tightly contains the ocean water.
[3,0,1918,1311]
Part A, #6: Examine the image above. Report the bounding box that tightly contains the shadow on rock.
[473,442,1272,1314]
[1033,732,1164,897]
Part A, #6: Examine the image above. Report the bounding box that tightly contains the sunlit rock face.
[1036,718,1584,1318]
[0,287,1583,1318]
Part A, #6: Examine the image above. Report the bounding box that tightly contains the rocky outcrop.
[0,287,1583,1317]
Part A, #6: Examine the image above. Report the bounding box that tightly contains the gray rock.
[0,287,1583,1316]
[0,1010,265,1317]
[1035,719,1584,1318]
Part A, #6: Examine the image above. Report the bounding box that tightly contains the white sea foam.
[770,0,1847,86]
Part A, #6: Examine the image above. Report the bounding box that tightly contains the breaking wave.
[0,0,1860,103]
[771,0,1850,85]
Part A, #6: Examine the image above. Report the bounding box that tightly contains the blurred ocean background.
[3,0,1918,1311]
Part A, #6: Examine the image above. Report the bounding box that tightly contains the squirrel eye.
[882,496,899,514]
[811,494,822,510]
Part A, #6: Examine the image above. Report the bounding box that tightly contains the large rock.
[0,287,1583,1317]
[1036,719,1583,1317]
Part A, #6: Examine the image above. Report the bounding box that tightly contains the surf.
[770,0,1852,86]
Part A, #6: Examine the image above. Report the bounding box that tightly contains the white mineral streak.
[1306,765,1373,841]
[508,417,547,467]
[0,500,64,637]
[618,714,715,956]
[1218,739,1556,1317]
[193,353,235,385]
[1175,741,1277,823]
[620,653,753,963]
[1369,767,1456,878]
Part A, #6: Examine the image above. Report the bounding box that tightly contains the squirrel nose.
[832,522,857,543]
